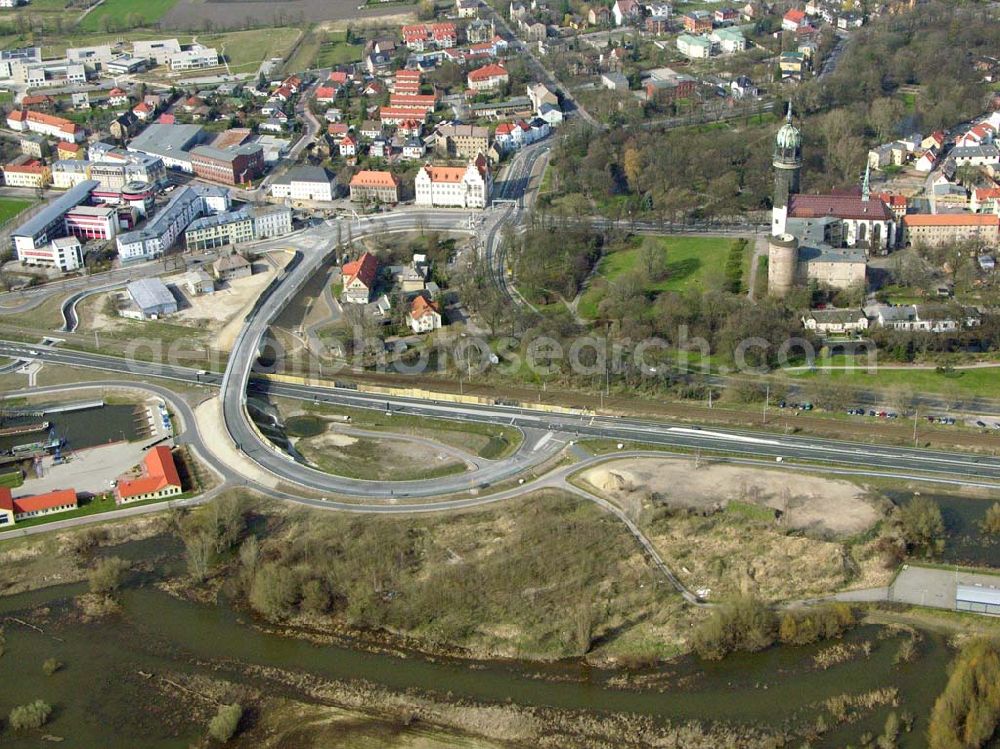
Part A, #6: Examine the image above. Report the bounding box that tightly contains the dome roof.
[776,121,800,150]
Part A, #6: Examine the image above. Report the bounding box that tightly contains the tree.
[928,638,1000,749]
[301,579,331,614]
[249,563,299,619]
[89,556,129,595]
[622,145,642,193]
[184,531,215,583]
[638,237,667,283]
[982,503,1000,536]
[208,703,243,743]
[898,497,945,557]
[691,596,776,660]
[9,700,52,731]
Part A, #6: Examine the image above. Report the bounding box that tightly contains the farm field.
[162,0,414,31]
[78,0,179,32]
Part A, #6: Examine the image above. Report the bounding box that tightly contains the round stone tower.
[772,102,802,237]
[768,233,799,297]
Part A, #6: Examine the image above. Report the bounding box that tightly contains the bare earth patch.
[583,457,880,537]
[296,429,469,481]
[580,458,890,602]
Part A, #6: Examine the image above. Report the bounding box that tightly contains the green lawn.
[78,0,179,32]
[200,28,301,75]
[315,36,365,67]
[0,197,35,226]
[786,365,1000,399]
[578,236,737,319]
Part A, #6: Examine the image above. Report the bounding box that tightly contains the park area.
[578,235,747,319]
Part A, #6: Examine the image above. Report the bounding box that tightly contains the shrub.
[42,657,62,676]
[928,638,1000,749]
[691,596,776,660]
[9,700,52,731]
[300,579,331,614]
[88,556,130,595]
[777,604,856,646]
[208,703,242,743]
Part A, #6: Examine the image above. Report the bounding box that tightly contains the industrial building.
[122,278,178,320]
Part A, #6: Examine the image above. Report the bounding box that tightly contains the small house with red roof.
[132,101,154,121]
[0,487,78,526]
[114,446,182,505]
[409,294,442,333]
[108,87,129,107]
[342,252,379,304]
[782,8,807,31]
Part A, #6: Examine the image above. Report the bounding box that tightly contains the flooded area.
[889,490,1000,568]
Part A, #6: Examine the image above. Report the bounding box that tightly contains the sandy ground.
[194,398,280,489]
[81,266,275,352]
[582,457,880,537]
[297,428,468,479]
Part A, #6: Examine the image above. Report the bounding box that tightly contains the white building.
[132,39,182,66]
[169,46,220,71]
[115,186,204,262]
[414,155,491,209]
[269,165,335,202]
[16,236,83,272]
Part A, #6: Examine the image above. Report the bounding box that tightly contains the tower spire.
[786,99,793,124]
[861,161,870,202]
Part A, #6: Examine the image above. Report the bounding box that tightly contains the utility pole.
[763,383,769,424]
[913,407,919,447]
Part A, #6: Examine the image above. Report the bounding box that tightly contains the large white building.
[169,46,220,71]
[132,39,182,66]
[269,166,335,202]
[17,236,83,273]
[414,155,491,209]
[6,109,84,142]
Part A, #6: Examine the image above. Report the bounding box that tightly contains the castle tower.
[767,233,799,297]
[772,101,802,237]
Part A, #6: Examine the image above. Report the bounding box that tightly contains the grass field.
[0,471,23,489]
[0,197,35,227]
[786,365,1000,399]
[315,30,365,67]
[578,236,736,319]
[78,0,178,32]
[200,27,301,74]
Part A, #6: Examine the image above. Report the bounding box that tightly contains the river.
[0,559,953,748]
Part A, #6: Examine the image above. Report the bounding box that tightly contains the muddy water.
[888,490,1000,567]
[0,404,144,453]
[0,572,951,748]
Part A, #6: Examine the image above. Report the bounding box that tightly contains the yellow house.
[57,141,85,160]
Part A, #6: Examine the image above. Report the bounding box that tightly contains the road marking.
[534,431,554,451]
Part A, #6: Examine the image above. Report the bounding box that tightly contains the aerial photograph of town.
[0,0,998,745]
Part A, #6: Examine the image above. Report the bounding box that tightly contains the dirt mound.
[591,468,632,492]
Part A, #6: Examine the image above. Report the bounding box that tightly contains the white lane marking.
[534,431,554,451]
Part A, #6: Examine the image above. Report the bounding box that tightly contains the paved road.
[6,341,1000,493]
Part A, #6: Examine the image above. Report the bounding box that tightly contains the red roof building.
[115,446,182,504]
[342,252,379,303]
[789,194,893,222]
[782,8,807,30]
[467,63,509,91]
[0,487,78,525]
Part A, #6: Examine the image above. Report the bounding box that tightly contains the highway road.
[6,340,1000,492]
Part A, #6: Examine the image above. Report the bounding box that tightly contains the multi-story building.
[3,160,51,188]
[132,39,182,66]
[435,124,490,158]
[16,236,83,272]
[11,180,99,255]
[6,109,84,142]
[64,205,118,241]
[126,123,206,172]
[349,170,401,204]
[189,144,263,185]
[902,214,1000,247]
[415,155,491,209]
[115,186,204,262]
[184,205,292,250]
[269,166,335,201]
[169,46,220,71]
[467,63,509,91]
[401,23,458,51]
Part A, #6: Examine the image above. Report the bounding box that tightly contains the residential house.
[409,294,442,333]
[801,308,869,335]
[782,8,807,31]
[342,252,379,304]
[710,27,745,53]
[612,0,640,25]
[677,34,714,59]
[468,63,509,91]
[213,253,252,281]
[682,10,712,32]
[588,5,611,24]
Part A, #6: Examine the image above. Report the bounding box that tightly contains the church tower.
[772,101,802,237]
